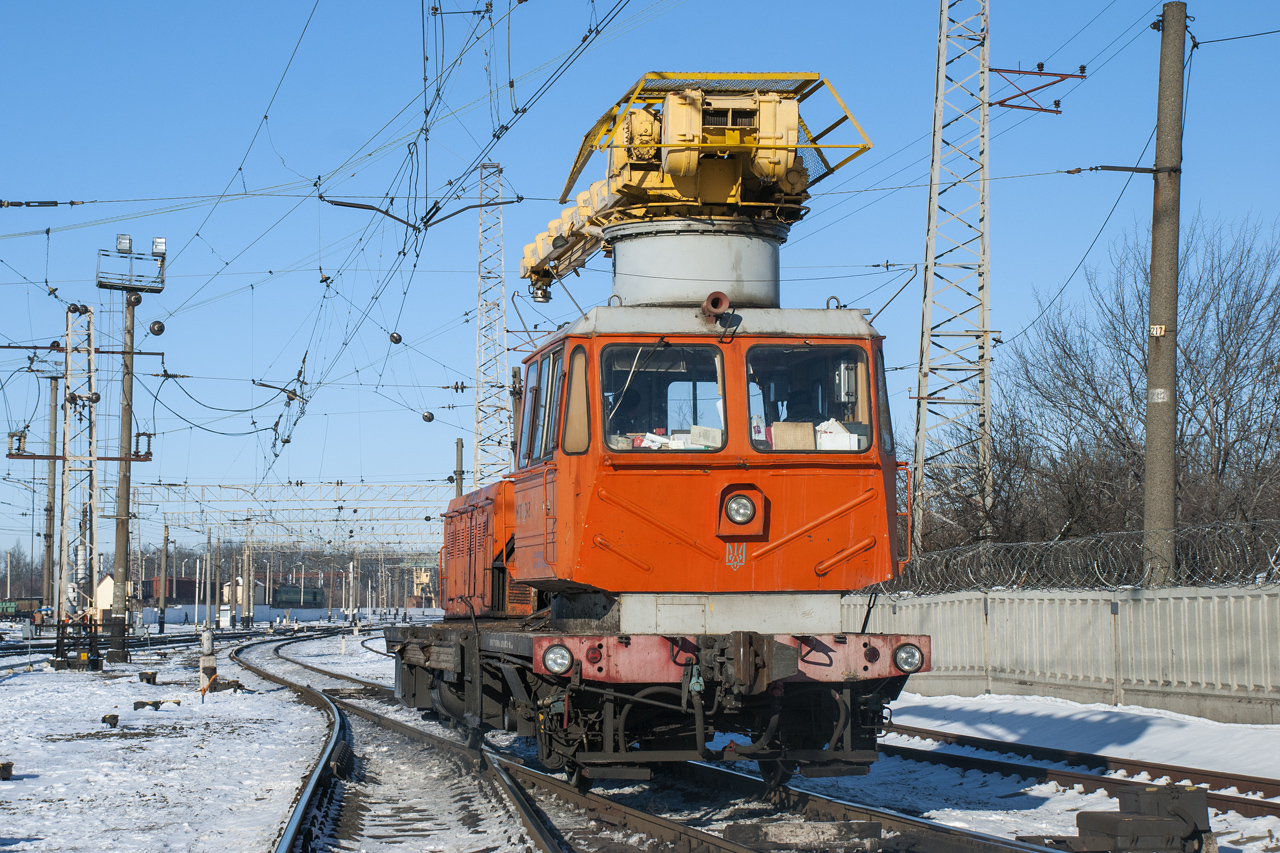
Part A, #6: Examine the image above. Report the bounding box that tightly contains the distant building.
[141,577,198,605]
[220,578,266,605]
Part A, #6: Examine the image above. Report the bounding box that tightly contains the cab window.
[518,347,564,466]
[517,361,539,467]
[600,343,726,451]
[875,348,895,454]
[747,345,872,452]
[562,346,590,454]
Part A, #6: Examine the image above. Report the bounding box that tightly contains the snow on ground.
[285,631,397,686]
[0,641,326,852]
[787,691,1280,853]
[283,637,1280,852]
[891,692,1280,779]
[5,625,1278,853]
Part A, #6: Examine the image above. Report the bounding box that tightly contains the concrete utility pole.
[158,525,167,633]
[455,438,464,498]
[1143,1,1186,585]
[43,376,58,608]
[110,292,139,619]
[210,536,219,629]
[241,535,252,628]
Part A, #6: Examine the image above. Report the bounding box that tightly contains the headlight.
[893,643,923,673]
[725,495,756,525]
[542,644,574,675]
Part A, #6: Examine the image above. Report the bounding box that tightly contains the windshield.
[601,344,726,451]
[747,345,873,453]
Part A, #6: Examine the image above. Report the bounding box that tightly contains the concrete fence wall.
[843,586,1280,725]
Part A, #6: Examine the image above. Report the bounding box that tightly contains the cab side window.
[538,348,564,460]
[562,346,591,454]
[517,361,540,468]
[519,348,565,467]
[875,348,895,454]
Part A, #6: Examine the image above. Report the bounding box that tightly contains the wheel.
[1187,831,1219,853]
[758,759,796,789]
[567,763,593,792]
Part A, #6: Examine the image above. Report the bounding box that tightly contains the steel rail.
[670,761,1052,853]
[888,722,1280,798]
[267,638,1061,853]
[0,629,264,657]
[360,635,392,657]
[883,724,1280,819]
[242,633,560,853]
[330,698,562,853]
[273,637,391,693]
[230,635,346,853]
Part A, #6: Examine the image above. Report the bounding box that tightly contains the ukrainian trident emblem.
[725,542,746,570]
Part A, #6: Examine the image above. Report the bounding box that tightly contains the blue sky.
[1,1,1276,551]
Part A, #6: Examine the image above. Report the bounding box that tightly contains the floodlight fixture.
[152,237,166,257]
[116,234,132,254]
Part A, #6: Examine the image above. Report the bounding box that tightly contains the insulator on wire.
[422,412,434,422]
[149,320,166,336]
[390,332,402,344]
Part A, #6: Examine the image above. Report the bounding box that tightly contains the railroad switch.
[1020,785,1214,853]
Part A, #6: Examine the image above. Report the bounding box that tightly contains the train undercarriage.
[386,621,927,786]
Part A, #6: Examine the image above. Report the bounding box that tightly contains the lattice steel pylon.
[56,305,99,619]
[912,0,993,550]
[473,163,511,487]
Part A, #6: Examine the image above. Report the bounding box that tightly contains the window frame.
[745,342,875,455]
[561,345,591,455]
[875,346,895,455]
[517,360,540,469]
[539,347,565,461]
[516,346,566,468]
[599,342,728,454]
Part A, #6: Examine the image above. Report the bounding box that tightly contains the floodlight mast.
[98,234,164,650]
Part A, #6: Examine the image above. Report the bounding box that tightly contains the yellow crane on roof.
[521,72,873,297]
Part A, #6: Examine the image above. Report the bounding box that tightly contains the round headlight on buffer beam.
[725,495,756,525]
[893,643,924,674]
[543,644,574,675]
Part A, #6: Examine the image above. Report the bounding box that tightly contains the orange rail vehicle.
[388,73,929,788]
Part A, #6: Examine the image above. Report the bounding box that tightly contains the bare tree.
[911,217,1280,551]
[997,216,1280,538]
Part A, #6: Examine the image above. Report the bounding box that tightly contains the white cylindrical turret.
[604,218,789,308]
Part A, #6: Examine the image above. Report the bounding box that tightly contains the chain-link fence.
[877,521,1280,595]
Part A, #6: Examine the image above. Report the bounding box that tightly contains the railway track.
[0,627,265,658]
[233,634,556,853]
[360,635,392,657]
[239,633,1105,853]
[881,723,1280,820]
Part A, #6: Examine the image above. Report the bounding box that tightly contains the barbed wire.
[879,521,1280,595]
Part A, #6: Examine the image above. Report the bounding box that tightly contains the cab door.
[513,348,564,576]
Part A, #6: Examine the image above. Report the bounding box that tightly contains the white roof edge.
[564,306,880,339]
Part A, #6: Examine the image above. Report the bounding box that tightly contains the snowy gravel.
[283,631,396,686]
[4,628,1277,853]
[780,691,1280,853]
[890,692,1280,779]
[278,636,1280,853]
[0,641,327,852]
